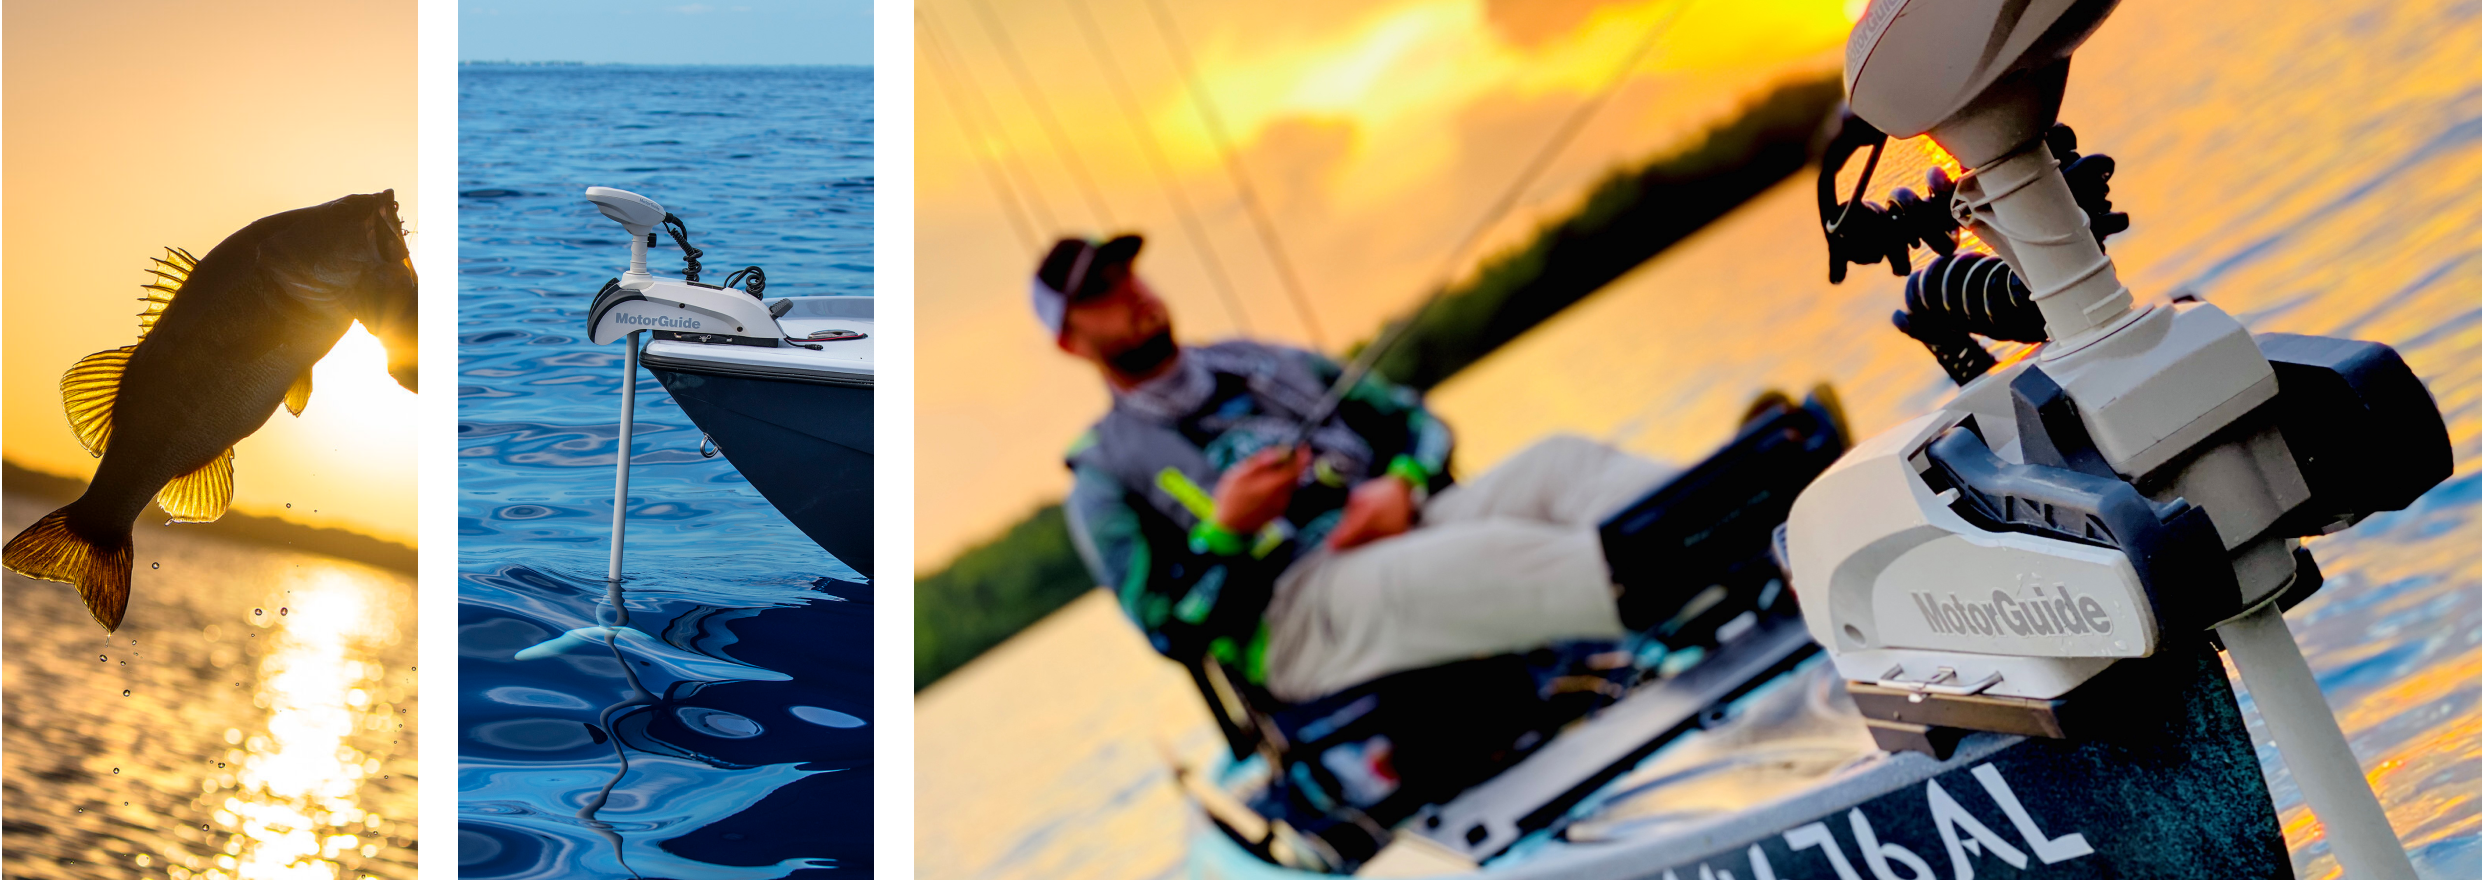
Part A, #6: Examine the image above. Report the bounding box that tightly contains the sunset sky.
[4,0,419,547]
[916,0,1860,572]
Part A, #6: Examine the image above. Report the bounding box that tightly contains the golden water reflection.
[205,572,398,880]
[1,494,416,880]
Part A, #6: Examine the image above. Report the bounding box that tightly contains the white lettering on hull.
[1671,762,2092,879]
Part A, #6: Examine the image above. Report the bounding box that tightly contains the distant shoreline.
[0,460,415,575]
[458,60,870,69]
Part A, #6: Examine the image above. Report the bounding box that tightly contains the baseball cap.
[1032,234,1143,338]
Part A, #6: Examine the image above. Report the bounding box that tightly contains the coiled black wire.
[1892,252,2045,386]
[721,266,766,298]
[660,213,703,282]
[654,212,768,300]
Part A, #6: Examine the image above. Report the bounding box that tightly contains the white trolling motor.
[579,186,802,582]
[1785,3,2449,878]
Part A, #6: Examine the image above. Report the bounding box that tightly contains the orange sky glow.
[5,0,419,547]
[916,0,1858,572]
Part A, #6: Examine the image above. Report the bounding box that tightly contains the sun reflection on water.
[165,569,401,880]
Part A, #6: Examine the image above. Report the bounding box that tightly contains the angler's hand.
[1329,475,1416,551]
[1213,445,1309,535]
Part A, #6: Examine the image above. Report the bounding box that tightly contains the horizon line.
[459,59,870,67]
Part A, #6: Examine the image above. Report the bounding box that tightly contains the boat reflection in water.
[457,565,872,879]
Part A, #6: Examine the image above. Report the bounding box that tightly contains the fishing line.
[1064,0,1256,336]
[1289,0,1704,443]
[919,5,1063,236]
[1140,0,1329,350]
[918,14,1042,252]
[965,0,1121,231]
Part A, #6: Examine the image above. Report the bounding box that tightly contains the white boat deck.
[641,294,874,386]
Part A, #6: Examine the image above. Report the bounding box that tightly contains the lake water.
[456,66,874,877]
[1,495,418,880]
[915,0,2480,877]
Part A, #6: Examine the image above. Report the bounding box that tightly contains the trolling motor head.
[586,186,666,290]
[1789,6,2445,875]
[578,187,788,348]
[1794,0,2448,703]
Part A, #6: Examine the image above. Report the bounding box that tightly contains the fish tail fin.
[3,507,133,631]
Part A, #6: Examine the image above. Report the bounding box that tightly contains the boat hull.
[1191,644,2294,879]
[644,355,873,579]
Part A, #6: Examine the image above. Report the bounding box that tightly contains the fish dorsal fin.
[284,367,313,417]
[155,448,234,523]
[137,247,199,339]
[61,345,135,457]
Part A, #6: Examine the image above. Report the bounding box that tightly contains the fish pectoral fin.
[155,448,235,523]
[61,345,135,457]
[2,509,133,631]
[284,367,313,417]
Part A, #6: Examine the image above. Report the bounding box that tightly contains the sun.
[226,321,419,546]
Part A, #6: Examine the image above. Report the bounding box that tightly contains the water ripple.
[457,65,872,876]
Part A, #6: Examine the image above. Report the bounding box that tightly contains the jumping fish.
[2,191,418,631]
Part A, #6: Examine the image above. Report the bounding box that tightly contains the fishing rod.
[1142,0,1327,348]
[1282,0,1700,449]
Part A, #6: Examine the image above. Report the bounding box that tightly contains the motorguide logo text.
[1911,580,2114,638]
[615,311,702,330]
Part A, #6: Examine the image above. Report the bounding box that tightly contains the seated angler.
[1037,234,1725,703]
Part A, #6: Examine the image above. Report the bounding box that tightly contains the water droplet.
[279,607,289,616]
[253,608,262,616]
[285,503,291,508]
[76,808,83,813]
[119,661,125,667]
[98,655,106,662]
[151,562,160,570]
[217,762,225,769]
[121,690,130,697]
[128,639,135,646]
[201,823,209,831]
[111,768,120,775]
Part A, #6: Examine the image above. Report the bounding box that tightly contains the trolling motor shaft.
[1787,3,2446,878]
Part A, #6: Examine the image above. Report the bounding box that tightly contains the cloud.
[671,3,713,13]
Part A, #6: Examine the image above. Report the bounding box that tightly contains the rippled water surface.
[458,66,872,877]
[916,0,2478,877]
[2,495,417,880]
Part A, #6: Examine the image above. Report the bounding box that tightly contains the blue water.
[456,66,873,878]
